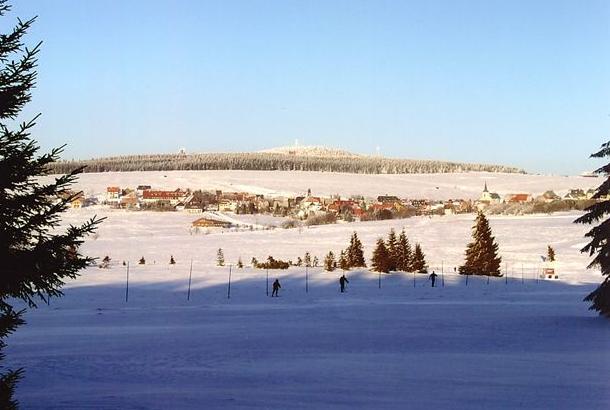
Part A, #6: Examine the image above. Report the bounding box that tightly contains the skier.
[271,278,281,297]
[339,274,349,293]
[429,271,438,287]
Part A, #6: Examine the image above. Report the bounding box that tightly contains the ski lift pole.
[266,269,269,296]
[227,264,232,299]
[187,258,193,301]
[306,266,309,293]
[379,270,381,289]
[521,263,524,284]
[441,261,445,287]
[125,261,130,303]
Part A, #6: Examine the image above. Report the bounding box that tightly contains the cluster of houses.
[476,183,602,209]
[63,183,602,225]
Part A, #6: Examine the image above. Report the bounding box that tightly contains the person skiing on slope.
[429,271,438,287]
[271,278,281,297]
[339,274,349,293]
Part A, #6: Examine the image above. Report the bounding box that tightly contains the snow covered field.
[43,170,601,200]
[7,209,610,409]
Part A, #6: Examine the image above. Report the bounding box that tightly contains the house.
[191,217,232,229]
[106,186,121,203]
[300,196,323,213]
[136,185,151,196]
[377,195,400,203]
[142,190,187,205]
[218,199,238,213]
[120,192,139,209]
[564,189,587,200]
[69,192,84,208]
[505,193,533,203]
[537,190,560,203]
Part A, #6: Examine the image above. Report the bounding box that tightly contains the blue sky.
[8,0,610,174]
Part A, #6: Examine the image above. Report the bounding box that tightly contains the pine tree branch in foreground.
[575,140,610,317]
[0,2,103,406]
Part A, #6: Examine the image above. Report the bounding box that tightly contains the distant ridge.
[48,149,526,175]
[259,145,361,158]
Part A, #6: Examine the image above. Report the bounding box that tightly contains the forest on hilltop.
[48,152,526,175]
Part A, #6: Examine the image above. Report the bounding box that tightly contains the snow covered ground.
[42,170,601,200]
[7,209,610,409]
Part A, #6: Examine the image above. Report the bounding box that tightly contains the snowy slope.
[6,209,609,409]
[41,170,601,200]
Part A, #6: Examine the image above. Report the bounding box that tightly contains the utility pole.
[125,261,130,302]
[227,264,232,299]
[187,259,193,301]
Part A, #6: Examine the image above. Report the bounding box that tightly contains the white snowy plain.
[7,208,610,409]
[41,169,601,199]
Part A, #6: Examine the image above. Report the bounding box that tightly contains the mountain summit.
[259,145,362,158]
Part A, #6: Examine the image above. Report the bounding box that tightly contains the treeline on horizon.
[48,152,526,175]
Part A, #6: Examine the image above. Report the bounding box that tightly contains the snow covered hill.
[42,170,602,200]
[259,145,362,157]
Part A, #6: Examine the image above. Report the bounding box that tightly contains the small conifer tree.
[459,212,502,276]
[169,255,176,265]
[216,248,225,266]
[324,251,336,271]
[396,229,412,272]
[312,256,319,267]
[547,245,556,262]
[304,252,311,267]
[411,243,428,273]
[347,232,366,267]
[386,228,398,271]
[371,238,390,273]
[139,257,146,265]
[100,256,111,269]
[237,257,243,269]
[339,250,350,271]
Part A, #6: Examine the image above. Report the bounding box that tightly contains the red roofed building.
[143,190,187,205]
[106,186,120,202]
[505,193,533,203]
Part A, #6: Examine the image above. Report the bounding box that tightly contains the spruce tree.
[216,248,225,266]
[575,141,610,317]
[459,212,502,276]
[371,238,390,273]
[139,256,146,265]
[347,232,366,267]
[0,2,101,406]
[339,250,350,271]
[312,256,319,267]
[396,229,412,272]
[237,257,243,269]
[169,255,176,265]
[324,251,336,271]
[386,228,398,271]
[304,251,311,267]
[411,243,428,273]
[547,245,556,262]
